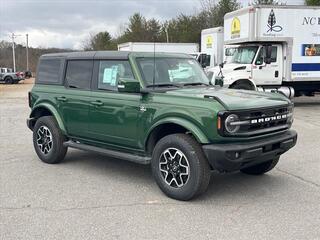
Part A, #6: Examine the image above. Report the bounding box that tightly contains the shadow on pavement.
[61,149,284,201]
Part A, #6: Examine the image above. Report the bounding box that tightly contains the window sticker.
[103,65,118,85]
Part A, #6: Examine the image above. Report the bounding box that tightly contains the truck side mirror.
[199,54,210,68]
[214,76,224,87]
[118,78,141,93]
[265,46,272,64]
[219,62,224,68]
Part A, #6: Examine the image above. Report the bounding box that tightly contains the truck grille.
[219,105,293,137]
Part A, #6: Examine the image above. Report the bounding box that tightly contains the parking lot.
[1,82,319,240]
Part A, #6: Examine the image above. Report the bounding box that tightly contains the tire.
[240,157,279,175]
[4,77,13,84]
[151,134,211,201]
[33,116,67,164]
[231,82,253,90]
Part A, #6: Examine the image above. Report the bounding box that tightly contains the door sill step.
[64,140,151,164]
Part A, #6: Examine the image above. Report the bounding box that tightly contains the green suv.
[27,51,297,200]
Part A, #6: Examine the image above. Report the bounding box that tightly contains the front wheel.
[4,77,13,84]
[240,157,279,175]
[230,81,254,90]
[151,134,211,201]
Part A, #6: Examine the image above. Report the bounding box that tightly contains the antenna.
[153,41,156,90]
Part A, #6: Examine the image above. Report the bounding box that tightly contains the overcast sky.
[0,0,304,49]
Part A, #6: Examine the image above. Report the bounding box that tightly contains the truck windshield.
[136,57,210,87]
[230,46,258,64]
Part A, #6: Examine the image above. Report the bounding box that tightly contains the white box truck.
[208,5,320,97]
[194,27,224,68]
[195,27,236,69]
[118,42,199,54]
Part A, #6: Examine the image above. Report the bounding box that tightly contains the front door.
[88,60,141,149]
[252,44,283,86]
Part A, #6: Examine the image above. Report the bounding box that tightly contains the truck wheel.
[33,116,67,164]
[240,157,279,175]
[151,134,211,201]
[231,82,253,90]
[4,77,13,84]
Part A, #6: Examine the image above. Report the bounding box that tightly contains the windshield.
[136,57,210,87]
[230,46,258,64]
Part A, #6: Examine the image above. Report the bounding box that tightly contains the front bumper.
[202,130,297,172]
[27,117,36,130]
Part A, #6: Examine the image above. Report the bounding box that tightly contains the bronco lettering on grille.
[250,114,287,124]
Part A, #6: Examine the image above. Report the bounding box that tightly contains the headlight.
[287,105,294,124]
[225,114,240,133]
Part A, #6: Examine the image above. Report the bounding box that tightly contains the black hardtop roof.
[41,51,129,59]
[40,51,192,60]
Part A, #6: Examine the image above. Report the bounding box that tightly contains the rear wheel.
[240,157,279,175]
[33,116,67,164]
[151,134,211,201]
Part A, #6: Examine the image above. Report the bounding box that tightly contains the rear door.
[252,44,283,86]
[58,60,93,138]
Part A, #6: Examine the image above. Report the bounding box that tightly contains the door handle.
[91,100,103,106]
[56,96,67,102]
[275,71,279,78]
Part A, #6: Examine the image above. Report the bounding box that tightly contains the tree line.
[83,0,319,51]
[83,0,241,51]
[0,40,71,73]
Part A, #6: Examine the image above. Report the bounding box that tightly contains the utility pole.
[10,33,20,72]
[26,34,29,71]
[165,27,169,43]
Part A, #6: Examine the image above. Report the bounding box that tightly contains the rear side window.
[37,59,62,84]
[65,60,93,90]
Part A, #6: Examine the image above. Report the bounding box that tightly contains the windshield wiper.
[146,83,181,88]
[182,82,209,87]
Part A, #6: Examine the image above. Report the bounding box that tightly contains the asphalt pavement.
[1,83,319,240]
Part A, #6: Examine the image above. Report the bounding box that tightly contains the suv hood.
[165,87,291,110]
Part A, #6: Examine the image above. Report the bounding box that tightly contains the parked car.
[0,67,25,84]
[27,51,297,200]
[25,70,32,78]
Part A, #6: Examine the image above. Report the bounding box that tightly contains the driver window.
[255,46,277,65]
[98,60,134,91]
[255,47,265,65]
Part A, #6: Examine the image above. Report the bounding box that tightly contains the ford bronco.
[27,51,297,200]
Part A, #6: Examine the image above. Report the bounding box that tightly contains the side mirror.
[214,76,224,87]
[265,45,272,64]
[219,62,224,68]
[118,78,141,93]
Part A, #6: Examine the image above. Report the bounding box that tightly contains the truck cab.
[212,43,284,88]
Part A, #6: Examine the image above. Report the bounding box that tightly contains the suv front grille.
[219,105,293,137]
